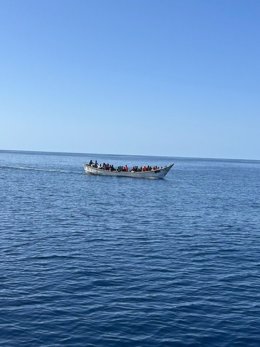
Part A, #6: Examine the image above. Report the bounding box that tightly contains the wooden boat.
[84,163,174,179]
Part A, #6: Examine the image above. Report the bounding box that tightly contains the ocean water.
[0,151,260,347]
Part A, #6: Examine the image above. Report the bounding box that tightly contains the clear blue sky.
[0,0,259,159]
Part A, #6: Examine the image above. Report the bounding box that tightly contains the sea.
[0,150,260,347]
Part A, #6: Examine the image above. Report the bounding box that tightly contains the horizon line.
[0,148,259,163]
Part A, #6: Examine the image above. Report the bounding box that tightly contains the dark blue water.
[1,151,260,346]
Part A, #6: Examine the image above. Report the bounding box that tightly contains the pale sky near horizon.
[0,0,259,159]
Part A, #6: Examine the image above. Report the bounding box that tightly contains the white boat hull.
[84,164,173,179]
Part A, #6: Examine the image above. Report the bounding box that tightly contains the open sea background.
[0,150,260,347]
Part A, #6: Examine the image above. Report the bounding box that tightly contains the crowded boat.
[88,160,161,173]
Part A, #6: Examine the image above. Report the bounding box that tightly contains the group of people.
[88,160,160,172]
[89,160,115,171]
[132,165,160,172]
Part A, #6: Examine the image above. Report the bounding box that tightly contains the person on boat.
[94,160,98,168]
[89,159,93,166]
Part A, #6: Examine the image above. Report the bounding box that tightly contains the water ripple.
[1,153,260,346]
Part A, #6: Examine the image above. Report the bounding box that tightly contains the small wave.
[0,164,76,174]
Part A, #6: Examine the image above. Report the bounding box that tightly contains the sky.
[0,0,259,159]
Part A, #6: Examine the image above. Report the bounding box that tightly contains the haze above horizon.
[0,0,259,160]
